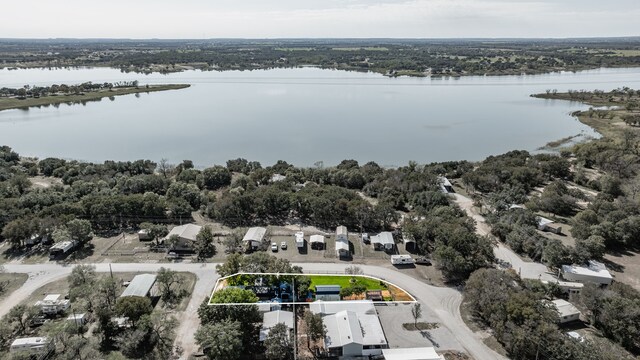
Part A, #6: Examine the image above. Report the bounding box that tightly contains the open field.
[0,84,190,112]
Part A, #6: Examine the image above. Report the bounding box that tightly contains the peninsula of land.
[0,83,190,112]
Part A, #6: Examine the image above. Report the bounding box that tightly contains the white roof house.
[310,300,376,316]
[561,260,613,285]
[310,235,325,244]
[551,299,581,324]
[371,232,395,250]
[382,347,445,360]
[120,274,157,298]
[323,310,387,357]
[166,224,201,241]
[243,227,267,247]
[260,310,294,341]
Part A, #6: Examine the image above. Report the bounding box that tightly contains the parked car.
[415,257,432,266]
[281,241,287,250]
[362,233,370,244]
[271,242,278,252]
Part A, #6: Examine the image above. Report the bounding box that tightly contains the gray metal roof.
[310,235,325,244]
[120,274,157,298]
[243,227,266,242]
[316,285,341,293]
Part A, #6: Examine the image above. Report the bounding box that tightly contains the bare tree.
[411,303,422,328]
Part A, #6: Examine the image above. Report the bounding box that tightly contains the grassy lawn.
[308,275,387,291]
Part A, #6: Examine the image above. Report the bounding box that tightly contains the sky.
[1,0,639,39]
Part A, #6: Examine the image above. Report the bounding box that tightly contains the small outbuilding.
[120,274,157,298]
[67,313,88,326]
[243,227,267,249]
[335,239,350,258]
[310,235,325,250]
[439,177,454,193]
[537,216,562,234]
[315,285,341,301]
[336,226,348,242]
[551,299,581,324]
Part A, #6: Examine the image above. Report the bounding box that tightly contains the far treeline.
[2,38,640,76]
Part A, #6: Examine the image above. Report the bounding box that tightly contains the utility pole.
[293,276,297,360]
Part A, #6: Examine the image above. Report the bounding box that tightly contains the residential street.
[2,261,506,360]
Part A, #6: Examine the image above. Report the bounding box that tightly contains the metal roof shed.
[243,227,266,246]
[120,274,157,298]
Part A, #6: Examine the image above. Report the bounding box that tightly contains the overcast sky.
[1,0,639,39]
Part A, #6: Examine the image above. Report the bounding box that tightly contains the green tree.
[68,264,97,310]
[264,322,294,360]
[195,320,243,360]
[66,219,92,243]
[156,267,187,307]
[1,218,33,247]
[303,312,326,352]
[194,225,216,261]
[198,166,232,190]
[115,296,153,327]
[411,303,422,327]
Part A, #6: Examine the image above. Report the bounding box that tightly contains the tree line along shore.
[0,82,190,112]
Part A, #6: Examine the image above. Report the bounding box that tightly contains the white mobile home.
[260,310,294,341]
[323,309,387,358]
[10,337,52,354]
[561,260,613,286]
[382,347,445,360]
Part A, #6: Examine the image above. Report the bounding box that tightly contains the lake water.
[2,67,640,167]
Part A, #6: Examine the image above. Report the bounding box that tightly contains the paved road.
[2,262,505,360]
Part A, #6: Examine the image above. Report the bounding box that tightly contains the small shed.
[137,229,152,241]
[316,285,341,301]
[243,227,267,249]
[310,235,325,250]
[67,313,88,326]
[537,216,562,234]
[120,274,157,298]
[439,177,453,193]
[551,299,581,324]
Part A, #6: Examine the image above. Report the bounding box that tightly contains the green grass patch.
[402,322,439,331]
[308,275,387,291]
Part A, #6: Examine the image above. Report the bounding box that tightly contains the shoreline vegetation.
[0,83,190,112]
[2,38,640,77]
[532,88,640,140]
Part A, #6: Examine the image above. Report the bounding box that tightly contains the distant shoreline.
[0,84,190,112]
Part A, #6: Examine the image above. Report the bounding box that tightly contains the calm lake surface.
[2,67,640,167]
